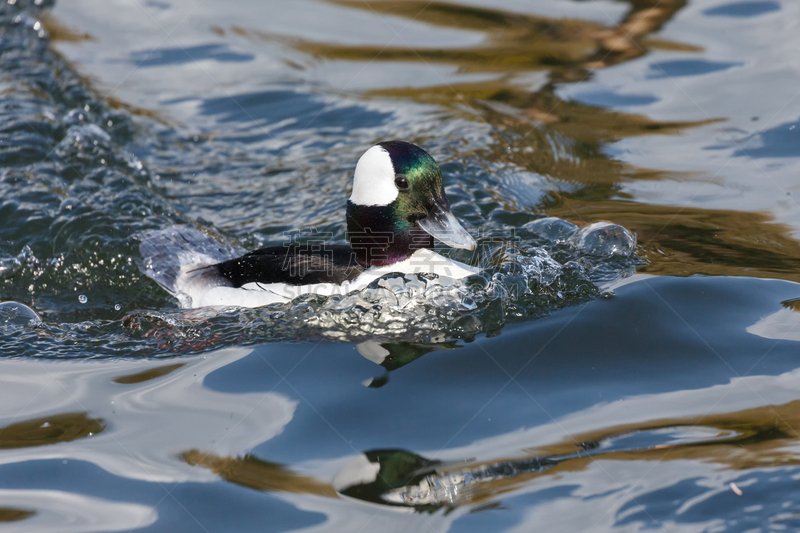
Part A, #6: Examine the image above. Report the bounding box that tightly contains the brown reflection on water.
[575,401,800,471]
[301,0,697,71]
[587,0,696,67]
[459,398,800,507]
[548,200,800,283]
[382,399,800,509]
[241,1,713,183]
[0,508,35,522]
[182,449,338,497]
[249,0,704,134]
[0,412,105,449]
[783,298,800,312]
[476,101,714,187]
[502,401,800,494]
[112,363,186,384]
[40,13,94,43]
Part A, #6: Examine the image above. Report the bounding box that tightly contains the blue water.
[2,0,800,531]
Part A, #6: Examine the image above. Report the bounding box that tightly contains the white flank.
[349,145,398,206]
[195,248,479,309]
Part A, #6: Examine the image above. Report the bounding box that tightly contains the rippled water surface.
[2,0,800,530]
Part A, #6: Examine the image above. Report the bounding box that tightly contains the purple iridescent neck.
[346,201,434,268]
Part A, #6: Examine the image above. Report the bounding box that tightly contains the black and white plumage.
[215,244,366,287]
[139,141,478,309]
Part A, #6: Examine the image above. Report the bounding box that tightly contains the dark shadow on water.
[128,43,254,67]
[703,1,781,18]
[732,117,800,158]
[194,89,391,137]
[565,89,659,109]
[646,59,743,79]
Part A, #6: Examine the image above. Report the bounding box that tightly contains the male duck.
[140,141,478,309]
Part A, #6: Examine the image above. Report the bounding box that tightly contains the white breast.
[357,248,478,282]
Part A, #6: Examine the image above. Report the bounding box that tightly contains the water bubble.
[78,295,88,304]
[60,198,78,212]
[0,246,34,280]
[114,304,122,311]
[63,108,89,127]
[570,221,637,258]
[523,217,578,243]
[102,111,135,140]
[0,301,42,331]
[0,256,22,280]
[56,124,113,162]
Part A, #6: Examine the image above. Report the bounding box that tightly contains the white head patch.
[349,145,398,207]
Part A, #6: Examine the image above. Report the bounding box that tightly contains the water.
[1,0,799,530]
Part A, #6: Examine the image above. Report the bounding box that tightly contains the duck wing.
[215,244,365,287]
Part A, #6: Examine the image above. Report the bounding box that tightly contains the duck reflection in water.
[183,418,745,513]
[356,338,461,388]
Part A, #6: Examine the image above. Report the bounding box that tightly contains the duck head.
[346,141,476,267]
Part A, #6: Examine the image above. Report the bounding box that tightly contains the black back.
[214,244,365,287]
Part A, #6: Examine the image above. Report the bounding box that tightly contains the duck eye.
[395,176,409,190]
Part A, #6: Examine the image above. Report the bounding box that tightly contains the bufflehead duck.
[140,141,478,309]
